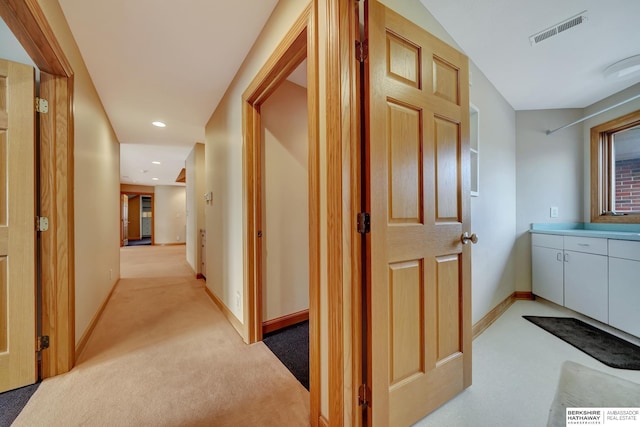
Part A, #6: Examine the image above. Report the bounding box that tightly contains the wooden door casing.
[1,0,76,380]
[365,2,472,425]
[0,59,37,393]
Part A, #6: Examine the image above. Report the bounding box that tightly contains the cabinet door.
[609,257,640,338]
[532,246,564,305]
[564,251,608,323]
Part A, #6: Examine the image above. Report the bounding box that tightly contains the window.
[591,109,640,223]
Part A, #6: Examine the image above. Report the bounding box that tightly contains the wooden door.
[121,194,128,246]
[364,2,472,425]
[127,195,141,241]
[0,59,37,393]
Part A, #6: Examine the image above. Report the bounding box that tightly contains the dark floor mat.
[0,382,40,427]
[523,316,640,370]
[263,321,309,390]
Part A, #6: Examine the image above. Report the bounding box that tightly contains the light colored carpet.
[547,360,640,427]
[14,245,309,426]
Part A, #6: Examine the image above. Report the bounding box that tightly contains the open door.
[121,194,129,247]
[364,2,473,425]
[0,59,37,393]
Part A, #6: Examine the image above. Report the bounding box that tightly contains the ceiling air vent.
[529,10,588,46]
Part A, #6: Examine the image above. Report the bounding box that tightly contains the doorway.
[242,4,319,423]
[121,192,154,247]
[260,71,309,332]
[259,63,310,389]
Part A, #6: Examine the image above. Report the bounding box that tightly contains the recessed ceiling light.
[152,161,161,165]
[604,55,640,79]
[152,177,159,181]
[152,121,166,128]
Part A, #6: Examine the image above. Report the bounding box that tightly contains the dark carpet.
[127,237,151,246]
[523,316,640,370]
[263,321,309,390]
[0,383,40,427]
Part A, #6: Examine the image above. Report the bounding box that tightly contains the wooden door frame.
[121,192,155,246]
[325,0,362,425]
[0,0,75,377]
[242,3,323,425]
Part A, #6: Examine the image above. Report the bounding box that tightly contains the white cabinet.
[563,236,608,323]
[531,234,564,305]
[608,240,640,337]
[531,232,640,337]
[531,234,608,323]
[563,250,608,323]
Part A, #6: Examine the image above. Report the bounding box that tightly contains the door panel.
[365,2,471,425]
[0,59,37,393]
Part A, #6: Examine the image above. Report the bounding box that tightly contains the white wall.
[467,62,518,323]
[36,0,121,344]
[0,19,37,68]
[261,80,309,321]
[380,0,460,49]
[154,186,187,244]
[204,0,309,324]
[513,83,640,294]
[186,143,205,274]
[514,109,583,292]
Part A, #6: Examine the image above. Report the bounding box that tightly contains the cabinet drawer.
[564,236,607,255]
[531,233,563,249]
[609,239,640,261]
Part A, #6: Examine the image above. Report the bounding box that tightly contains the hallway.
[14,245,309,426]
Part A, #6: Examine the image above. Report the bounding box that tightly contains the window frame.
[591,109,640,223]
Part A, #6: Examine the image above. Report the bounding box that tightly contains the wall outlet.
[550,206,559,218]
[109,268,113,280]
[176,235,180,241]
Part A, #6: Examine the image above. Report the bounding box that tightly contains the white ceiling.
[4,1,640,187]
[57,0,279,186]
[420,0,640,110]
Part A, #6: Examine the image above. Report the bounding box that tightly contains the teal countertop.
[530,223,640,241]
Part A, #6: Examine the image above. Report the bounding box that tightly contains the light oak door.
[121,194,128,246]
[0,59,37,393]
[364,2,472,425]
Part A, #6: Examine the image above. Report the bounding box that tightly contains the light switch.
[550,206,559,218]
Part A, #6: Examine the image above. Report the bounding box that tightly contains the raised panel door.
[0,59,36,393]
[365,2,471,425]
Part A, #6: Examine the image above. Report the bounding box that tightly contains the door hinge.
[358,384,371,408]
[357,212,370,234]
[37,335,50,351]
[356,40,368,62]
[35,97,49,113]
[36,216,49,232]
